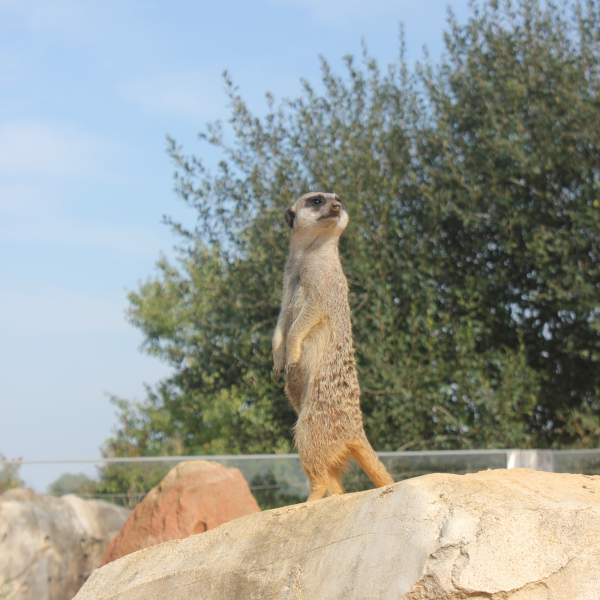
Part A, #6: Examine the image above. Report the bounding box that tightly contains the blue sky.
[0,0,472,491]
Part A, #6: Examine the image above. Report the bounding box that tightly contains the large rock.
[101,460,261,565]
[0,488,129,600]
[76,469,600,599]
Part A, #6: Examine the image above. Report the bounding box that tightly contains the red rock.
[101,460,260,565]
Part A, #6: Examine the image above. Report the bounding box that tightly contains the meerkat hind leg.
[351,439,395,488]
[306,473,330,503]
[325,467,344,497]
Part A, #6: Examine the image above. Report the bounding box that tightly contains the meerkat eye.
[312,196,323,205]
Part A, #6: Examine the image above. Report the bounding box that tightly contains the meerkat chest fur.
[291,244,351,355]
[273,192,361,417]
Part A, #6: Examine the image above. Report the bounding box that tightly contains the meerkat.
[272,192,394,502]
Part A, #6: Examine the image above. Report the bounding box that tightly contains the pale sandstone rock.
[101,460,261,565]
[74,469,600,600]
[0,488,129,600]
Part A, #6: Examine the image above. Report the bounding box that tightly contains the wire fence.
[3,449,600,510]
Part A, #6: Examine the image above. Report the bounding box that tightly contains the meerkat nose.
[332,202,341,210]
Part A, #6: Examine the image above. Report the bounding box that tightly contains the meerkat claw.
[284,363,295,374]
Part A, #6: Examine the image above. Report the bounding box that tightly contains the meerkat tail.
[350,439,395,488]
[325,468,344,496]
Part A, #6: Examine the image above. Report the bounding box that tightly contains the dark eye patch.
[285,208,295,228]
[311,196,324,206]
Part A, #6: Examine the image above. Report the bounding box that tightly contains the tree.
[106,0,600,462]
[48,473,95,496]
[419,0,600,446]
[0,455,23,494]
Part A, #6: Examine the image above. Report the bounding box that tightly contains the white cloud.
[122,71,224,120]
[0,211,161,256]
[266,0,410,22]
[0,120,157,256]
[0,0,138,44]
[0,181,54,217]
[0,120,112,179]
[0,284,130,335]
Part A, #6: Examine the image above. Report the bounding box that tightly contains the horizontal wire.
[0,448,522,465]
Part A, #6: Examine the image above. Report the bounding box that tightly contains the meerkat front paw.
[284,363,296,374]
[273,353,285,378]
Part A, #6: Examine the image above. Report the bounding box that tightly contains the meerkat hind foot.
[306,478,330,503]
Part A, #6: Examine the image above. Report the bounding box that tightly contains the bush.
[0,455,22,494]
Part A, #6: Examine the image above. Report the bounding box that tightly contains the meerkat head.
[285,192,348,247]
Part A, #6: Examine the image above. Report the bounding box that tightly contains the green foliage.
[106,0,600,461]
[249,471,305,510]
[47,473,94,496]
[47,464,170,509]
[418,0,600,446]
[0,455,23,494]
[87,462,170,508]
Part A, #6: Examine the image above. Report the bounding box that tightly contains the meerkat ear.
[285,208,296,229]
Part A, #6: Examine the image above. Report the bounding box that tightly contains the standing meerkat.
[273,191,394,502]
